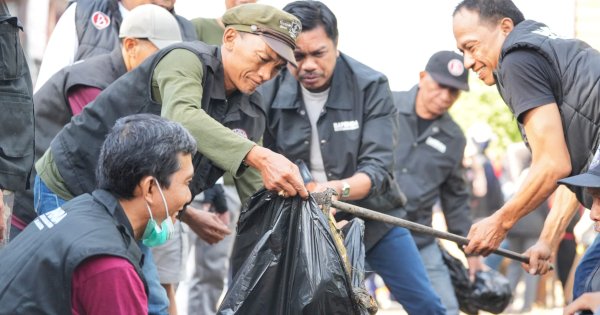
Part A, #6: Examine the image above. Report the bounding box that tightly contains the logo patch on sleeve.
[91,11,111,30]
[232,128,248,139]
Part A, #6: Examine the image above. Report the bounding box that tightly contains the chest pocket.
[0,19,24,80]
[0,20,32,163]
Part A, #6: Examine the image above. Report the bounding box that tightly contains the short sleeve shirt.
[499,49,561,122]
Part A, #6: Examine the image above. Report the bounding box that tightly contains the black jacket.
[10,48,128,228]
[261,53,403,249]
[35,47,127,161]
[73,0,197,61]
[0,4,34,191]
[496,20,600,208]
[393,86,472,249]
[0,190,146,315]
[50,42,264,199]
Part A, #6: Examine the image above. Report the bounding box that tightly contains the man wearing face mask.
[34,4,308,314]
[0,114,196,315]
[26,6,183,313]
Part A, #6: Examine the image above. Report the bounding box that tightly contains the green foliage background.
[449,77,523,159]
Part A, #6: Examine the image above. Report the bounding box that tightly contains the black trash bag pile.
[440,245,512,315]
[218,189,376,315]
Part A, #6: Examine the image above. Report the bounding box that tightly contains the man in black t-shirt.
[453,0,600,299]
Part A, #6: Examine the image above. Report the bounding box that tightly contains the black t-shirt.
[417,116,435,135]
[499,49,561,122]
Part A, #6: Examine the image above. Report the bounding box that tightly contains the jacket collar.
[92,189,134,238]
[397,85,419,115]
[210,46,227,101]
[110,46,128,77]
[398,84,455,138]
[212,48,263,118]
[271,54,354,110]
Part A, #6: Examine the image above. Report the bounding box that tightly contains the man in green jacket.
[34,3,307,313]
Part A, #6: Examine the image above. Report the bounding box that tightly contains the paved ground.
[373,267,568,315]
[376,305,564,315]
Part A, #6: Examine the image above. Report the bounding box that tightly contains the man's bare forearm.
[538,185,580,250]
[496,161,567,231]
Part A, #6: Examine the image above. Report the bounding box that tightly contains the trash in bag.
[440,244,512,315]
[219,189,376,315]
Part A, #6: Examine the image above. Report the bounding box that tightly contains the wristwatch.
[341,181,351,198]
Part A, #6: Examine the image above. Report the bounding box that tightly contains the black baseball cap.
[559,163,600,188]
[425,51,469,92]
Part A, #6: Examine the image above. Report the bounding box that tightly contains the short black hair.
[96,114,196,199]
[454,0,524,26]
[283,1,338,45]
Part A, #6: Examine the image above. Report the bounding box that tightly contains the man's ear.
[123,37,138,57]
[418,71,427,87]
[500,17,514,35]
[138,176,156,206]
[222,27,238,51]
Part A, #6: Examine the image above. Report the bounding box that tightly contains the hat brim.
[429,72,469,92]
[149,38,181,50]
[558,173,600,188]
[260,35,297,67]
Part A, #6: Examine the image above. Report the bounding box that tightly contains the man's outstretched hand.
[464,212,509,256]
[244,146,308,199]
[181,206,231,244]
[522,240,553,275]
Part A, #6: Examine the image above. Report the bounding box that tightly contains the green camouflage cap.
[222,3,301,67]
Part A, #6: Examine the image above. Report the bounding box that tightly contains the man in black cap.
[556,164,600,314]
[391,50,483,315]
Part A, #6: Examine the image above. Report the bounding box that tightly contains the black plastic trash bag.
[440,245,512,314]
[219,189,376,315]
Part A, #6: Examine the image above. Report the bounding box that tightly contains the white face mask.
[141,179,175,247]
